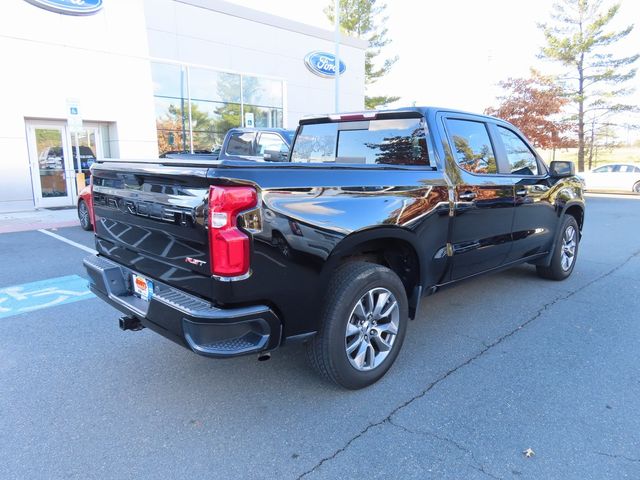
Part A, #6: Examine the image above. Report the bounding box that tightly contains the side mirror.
[549,161,575,178]
[263,149,287,162]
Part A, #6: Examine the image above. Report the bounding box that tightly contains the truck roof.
[299,106,502,125]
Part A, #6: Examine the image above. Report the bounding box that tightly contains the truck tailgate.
[91,161,213,299]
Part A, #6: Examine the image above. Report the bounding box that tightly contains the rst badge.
[185,257,207,267]
[304,51,346,78]
[24,0,104,16]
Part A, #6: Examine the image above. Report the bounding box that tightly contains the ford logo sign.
[304,51,346,78]
[24,0,103,15]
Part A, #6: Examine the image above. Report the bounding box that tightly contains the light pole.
[334,0,340,113]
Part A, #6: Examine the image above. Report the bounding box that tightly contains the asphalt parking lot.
[1,194,639,480]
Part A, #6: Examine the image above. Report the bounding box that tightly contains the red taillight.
[208,186,257,277]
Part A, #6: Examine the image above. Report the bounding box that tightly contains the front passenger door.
[443,117,516,281]
[493,125,557,263]
[257,132,289,161]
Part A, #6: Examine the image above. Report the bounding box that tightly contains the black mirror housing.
[263,149,287,162]
[549,161,575,177]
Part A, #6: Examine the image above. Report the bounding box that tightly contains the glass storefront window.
[155,97,189,153]
[189,67,241,103]
[151,62,284,155]
[157,129,191,156]
[242,76,283,108]
[189,100,242,152]
[244,105,283,128]
[151,63,187,98]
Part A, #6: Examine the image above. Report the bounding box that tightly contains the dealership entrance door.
[26,121,106,208]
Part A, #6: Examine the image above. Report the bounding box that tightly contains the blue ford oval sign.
[304,51,346,78]
[24,0,103,15]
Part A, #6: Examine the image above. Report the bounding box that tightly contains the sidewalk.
[0,207,80,234]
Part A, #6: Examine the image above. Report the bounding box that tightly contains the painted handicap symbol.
[0,275,94,319]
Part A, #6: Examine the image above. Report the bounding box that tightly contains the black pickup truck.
[84,107,584,389]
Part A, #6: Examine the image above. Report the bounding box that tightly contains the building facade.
[0,0,366,212]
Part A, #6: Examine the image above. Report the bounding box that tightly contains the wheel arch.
[536,201,584,268]
[321,227,425,319]
[563,202,584,231]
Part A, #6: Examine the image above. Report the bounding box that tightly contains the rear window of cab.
[291,118,433,167]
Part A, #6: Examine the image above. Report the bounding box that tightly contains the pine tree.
[538,0,639,171]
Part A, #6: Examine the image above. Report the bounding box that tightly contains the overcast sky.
[231,0,639,137]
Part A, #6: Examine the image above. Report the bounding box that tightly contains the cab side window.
[226,132,255,156]
[445,119,497,174]
[257,133,287,155]
[497,126,539,176]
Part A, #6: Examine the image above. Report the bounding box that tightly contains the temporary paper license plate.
[132,274,153,301]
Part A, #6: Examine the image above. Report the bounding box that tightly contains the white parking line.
[38,229,97,255]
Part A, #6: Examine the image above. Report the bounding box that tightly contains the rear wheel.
[536,215,579,280]
[306,261,408,389]
[78,200,92,231]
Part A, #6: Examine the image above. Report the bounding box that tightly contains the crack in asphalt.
[387,419,501,480]
[296,250,640,479]
[456,332,490,348]
[595,452,640,463]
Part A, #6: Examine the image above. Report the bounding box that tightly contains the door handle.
[516,188,528,197]
[459,191,477,201]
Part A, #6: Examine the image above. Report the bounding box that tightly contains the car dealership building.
[0,0,366,212]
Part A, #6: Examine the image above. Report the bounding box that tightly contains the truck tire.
[306,261,408,389]
[536,215,579,280]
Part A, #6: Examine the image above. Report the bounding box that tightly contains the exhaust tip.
[257,352,271,362]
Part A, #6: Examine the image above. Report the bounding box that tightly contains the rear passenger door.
[492,124,557,263]
[611,164,636,191]
[442,115,515,280]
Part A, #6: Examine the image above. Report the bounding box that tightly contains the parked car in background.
[157,128,294,162]
[77,184,94,231]
[72,145,97,185]
[579,163,640,193]
[220,128,294,162]
[38,146,64,170]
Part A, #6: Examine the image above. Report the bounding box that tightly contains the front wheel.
[306,261,408,389]
[536,215,579,280]
[633,182,640,194]
[78,200,92,231]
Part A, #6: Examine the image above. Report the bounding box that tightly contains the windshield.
[291,118,431,166]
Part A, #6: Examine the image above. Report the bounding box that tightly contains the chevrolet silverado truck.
[84,107,584,389]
